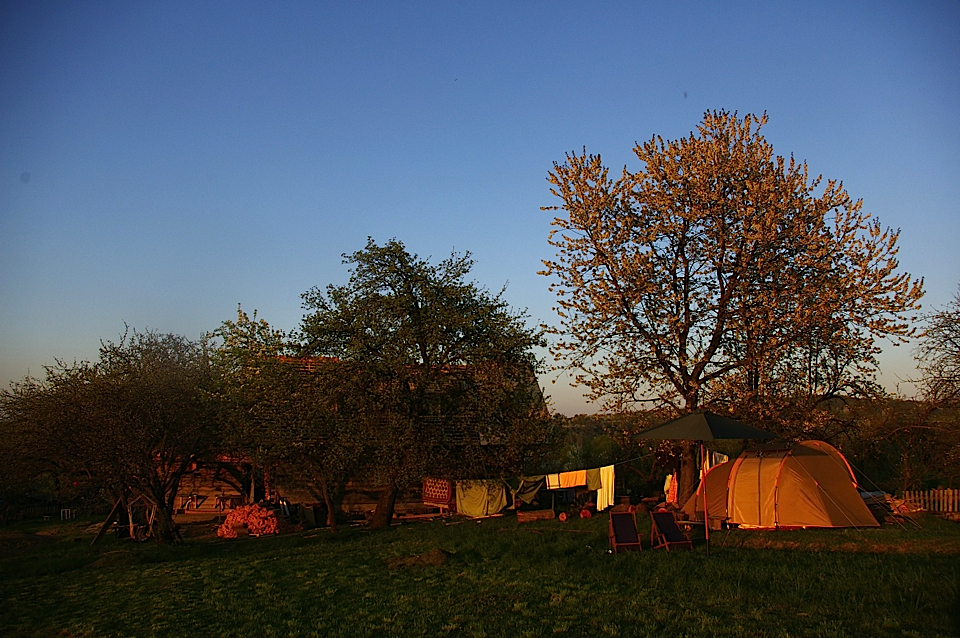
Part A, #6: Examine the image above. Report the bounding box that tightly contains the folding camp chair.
[650,511,693,551]
[608,510,642,553]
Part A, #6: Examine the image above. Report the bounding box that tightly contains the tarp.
[682,440,879,529]
[455,480,508,518]
[505,476,545,505]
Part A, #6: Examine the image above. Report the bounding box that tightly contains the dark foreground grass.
[1,514,958,637]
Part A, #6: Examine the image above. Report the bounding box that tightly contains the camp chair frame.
[650,510,693,551]
[608,510,642,553]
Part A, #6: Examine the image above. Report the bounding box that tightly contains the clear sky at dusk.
[2,2,958,415]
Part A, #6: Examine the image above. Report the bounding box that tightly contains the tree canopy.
[917,289,960,406]
[541,111,924,501]
[211,306,358,531]
[0,330,215,544]
[300,238,554,526]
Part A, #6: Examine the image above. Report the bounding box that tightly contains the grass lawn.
[1,512,958,637]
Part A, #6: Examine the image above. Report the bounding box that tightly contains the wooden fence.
[2,502,110,523]
[2,504,60,522]
[901,489,960,513]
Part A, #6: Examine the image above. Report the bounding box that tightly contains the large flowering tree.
[541,111,924,502]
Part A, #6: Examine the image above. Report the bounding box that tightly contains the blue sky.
[1,1,958,415]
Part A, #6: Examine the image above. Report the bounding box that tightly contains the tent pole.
[701,442,710,556]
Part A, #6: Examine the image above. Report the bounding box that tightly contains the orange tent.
[682,440,879,529]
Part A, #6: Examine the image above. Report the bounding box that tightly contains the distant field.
[1,513,957,637]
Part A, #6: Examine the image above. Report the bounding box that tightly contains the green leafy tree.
[300,238,553,527]
[0,330,215,544]
[211,306,295,503]
[840,397,959,492]
[211,306,359,531]
[541,111,924,502]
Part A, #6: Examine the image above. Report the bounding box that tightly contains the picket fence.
[901,488,960,513]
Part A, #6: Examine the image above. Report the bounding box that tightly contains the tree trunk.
[151,505,181,545]
[249,461,257,504]
[369,485,398,529]
[319,476,338,533]
[677,441,698,506]
[677,392,700,506]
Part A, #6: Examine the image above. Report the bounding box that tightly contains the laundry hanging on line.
[455,480,508,518]
[430,464,617,519]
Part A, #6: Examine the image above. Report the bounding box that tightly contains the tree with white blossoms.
[541,111,924,503]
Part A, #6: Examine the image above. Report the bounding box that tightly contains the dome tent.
[682,440,879,529]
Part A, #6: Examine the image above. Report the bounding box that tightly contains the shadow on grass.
[2,513,958,637]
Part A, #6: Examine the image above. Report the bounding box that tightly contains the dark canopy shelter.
[634,411,776,554]
[634,411,778,442]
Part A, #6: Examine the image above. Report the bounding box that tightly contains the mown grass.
[1,514,958,637]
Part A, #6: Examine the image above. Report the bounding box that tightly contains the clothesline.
[624,445,733,468]
[536,450,655,480]
[451,465,619,517]
[611,451,656,467]
[430,453,664,518]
